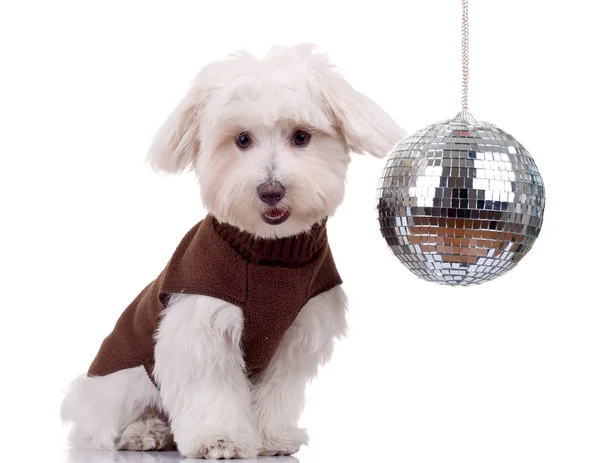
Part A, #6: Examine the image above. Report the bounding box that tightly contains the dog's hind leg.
[61,366,161,450]
[117,408,174,451]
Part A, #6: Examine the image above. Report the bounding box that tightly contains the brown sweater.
[87,215,342,383]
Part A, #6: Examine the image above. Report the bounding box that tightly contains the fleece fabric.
[87,214,342,383]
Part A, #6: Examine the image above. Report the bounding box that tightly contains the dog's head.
[147,44,406,239]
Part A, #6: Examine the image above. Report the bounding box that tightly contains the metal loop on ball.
[456,110,474,121]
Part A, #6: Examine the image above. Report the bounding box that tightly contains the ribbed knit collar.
[210,214,328,266]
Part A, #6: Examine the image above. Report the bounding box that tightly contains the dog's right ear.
[146,86,204,175]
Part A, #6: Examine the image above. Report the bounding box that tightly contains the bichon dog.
[61,43,405,459]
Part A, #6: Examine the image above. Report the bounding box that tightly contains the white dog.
[61,43,405,459]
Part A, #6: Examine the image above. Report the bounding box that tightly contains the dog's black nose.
[257,182,285,206]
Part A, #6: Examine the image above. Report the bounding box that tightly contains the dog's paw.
[117,418,174,451]
[260,427,308,456]
[177,432,260,459]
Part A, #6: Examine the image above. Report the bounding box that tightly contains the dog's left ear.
[321,75,407,159]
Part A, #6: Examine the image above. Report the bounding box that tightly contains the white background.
[1,1,599,462]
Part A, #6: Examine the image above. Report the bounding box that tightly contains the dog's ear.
[321,73,407,159]
[146,86,204,174]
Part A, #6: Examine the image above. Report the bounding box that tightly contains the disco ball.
[377,112,545,286]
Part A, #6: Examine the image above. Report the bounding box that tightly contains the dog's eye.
[235,132,252,149]
[292,130,311,147]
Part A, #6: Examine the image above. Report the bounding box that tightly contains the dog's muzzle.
[258,182,290,225]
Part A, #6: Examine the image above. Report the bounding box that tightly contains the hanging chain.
[460,0,470,118]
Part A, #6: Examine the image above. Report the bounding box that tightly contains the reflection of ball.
[377,113,545,286]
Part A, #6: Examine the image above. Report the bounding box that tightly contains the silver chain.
[460,0,470,117]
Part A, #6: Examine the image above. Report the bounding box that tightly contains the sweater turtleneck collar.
[209,214,329,266]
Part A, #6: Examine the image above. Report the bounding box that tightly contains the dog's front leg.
[154,294,261,459]
[252,286,348,456]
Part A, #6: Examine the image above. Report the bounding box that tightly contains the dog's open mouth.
[262,207,291,225]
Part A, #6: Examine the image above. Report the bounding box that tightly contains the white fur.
[253,285,348,456]
[117,418,173,451]
[60,367,160,450]
[147,43,405,239]
[153,294,260,459]
[61,43,405,458]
